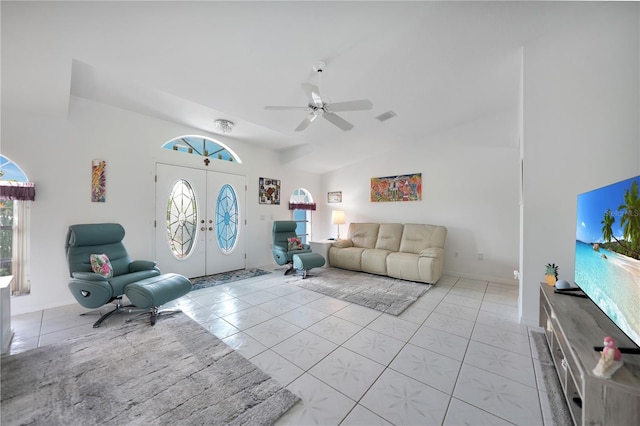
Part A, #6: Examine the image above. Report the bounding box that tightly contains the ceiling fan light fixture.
[214,119,234,134]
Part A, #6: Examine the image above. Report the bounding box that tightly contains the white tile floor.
[7,267,555,425]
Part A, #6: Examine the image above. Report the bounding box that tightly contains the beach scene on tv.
[575,175,640,348]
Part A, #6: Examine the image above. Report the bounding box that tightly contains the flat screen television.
[575,174,640,348]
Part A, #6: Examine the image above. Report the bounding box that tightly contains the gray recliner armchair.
[272,220,313,274]
[66,223,190,327]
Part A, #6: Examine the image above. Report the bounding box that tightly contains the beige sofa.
[328,223,447,284]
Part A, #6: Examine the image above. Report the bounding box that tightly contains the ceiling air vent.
[375,110,397,122]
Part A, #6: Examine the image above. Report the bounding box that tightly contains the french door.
[155,163,246,278]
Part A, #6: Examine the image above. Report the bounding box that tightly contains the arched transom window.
[162,135,241,163]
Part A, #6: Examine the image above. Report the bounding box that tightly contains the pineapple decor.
[545,263,559,286]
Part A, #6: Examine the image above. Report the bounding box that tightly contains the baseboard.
[442,270,517,286]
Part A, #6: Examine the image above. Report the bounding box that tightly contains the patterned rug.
[530,330,572,425]
[191,268,271,291]
[1,313,298,425]
[286,267,431,315]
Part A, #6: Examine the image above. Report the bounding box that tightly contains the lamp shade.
[331,210,346,225]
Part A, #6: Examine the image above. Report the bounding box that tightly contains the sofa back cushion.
[348,223,380,249]
[375,223,403,252]
[399,224,447,254]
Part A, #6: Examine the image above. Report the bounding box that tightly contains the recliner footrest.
[293,253,325,278]
[125,273,191,309]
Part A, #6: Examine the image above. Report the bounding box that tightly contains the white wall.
[320,109,520,284]
[520,4,640,325]
[4,97,321,315]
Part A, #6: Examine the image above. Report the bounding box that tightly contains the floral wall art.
[91,159,106,202]
[370,172,422,202]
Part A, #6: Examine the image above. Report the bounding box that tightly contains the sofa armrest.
[72,271,108,281]
[332,239,354,248]
[129,260,159,273]
[419,247,444,258]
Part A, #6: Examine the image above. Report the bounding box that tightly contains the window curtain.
[288,202,316,211]
[0,181,35,201]
[10,200,30,296]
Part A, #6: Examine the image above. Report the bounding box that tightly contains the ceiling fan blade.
[323,112,354,131]
[325,99,373,112]
[294,112,320,132]
[265,105,310,111]
[301,83,323,107]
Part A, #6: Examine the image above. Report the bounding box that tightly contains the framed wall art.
[259,177,280,205]
[370,172,422,202]
[91,159,106,203]
[328,191,342,203]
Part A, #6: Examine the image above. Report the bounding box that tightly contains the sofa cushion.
[399,224,447,254]
[374,223,403,252]
[362,249,392,275]
[329,247,367,271]
[348,223,380,249]
[386,252,422,282]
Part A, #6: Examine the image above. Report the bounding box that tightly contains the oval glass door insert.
[216,184,238,253]
[166,179,198,259]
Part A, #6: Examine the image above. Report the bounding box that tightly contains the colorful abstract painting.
[370,173,422,202]
[259,177,280,205]
[91,159,106,202]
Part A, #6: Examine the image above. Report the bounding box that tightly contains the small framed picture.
[328,191,342,203]
[259,177,280,205]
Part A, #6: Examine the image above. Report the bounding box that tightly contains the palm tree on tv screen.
[619,180,640,250]
[601,180,640,260]
[601,210,615,242]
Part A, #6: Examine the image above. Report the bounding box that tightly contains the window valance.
[288,202,316,211]
[0,181,35,201]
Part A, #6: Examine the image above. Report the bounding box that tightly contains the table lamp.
[331,210,346,240]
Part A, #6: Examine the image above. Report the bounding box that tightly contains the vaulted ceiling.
[3,1,600,173]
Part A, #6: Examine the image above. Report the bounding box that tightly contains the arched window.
[162,135,241,163]
[289,188,314,244]
[0,155,32,296]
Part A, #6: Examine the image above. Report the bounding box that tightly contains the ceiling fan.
[265,62,373,132]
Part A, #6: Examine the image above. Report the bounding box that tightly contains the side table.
[308,239,335,267]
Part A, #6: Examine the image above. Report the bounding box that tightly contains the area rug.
[1,313,298,425]
[530,330,573,425]
[191,268,272,291]
[286,268,431,315]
